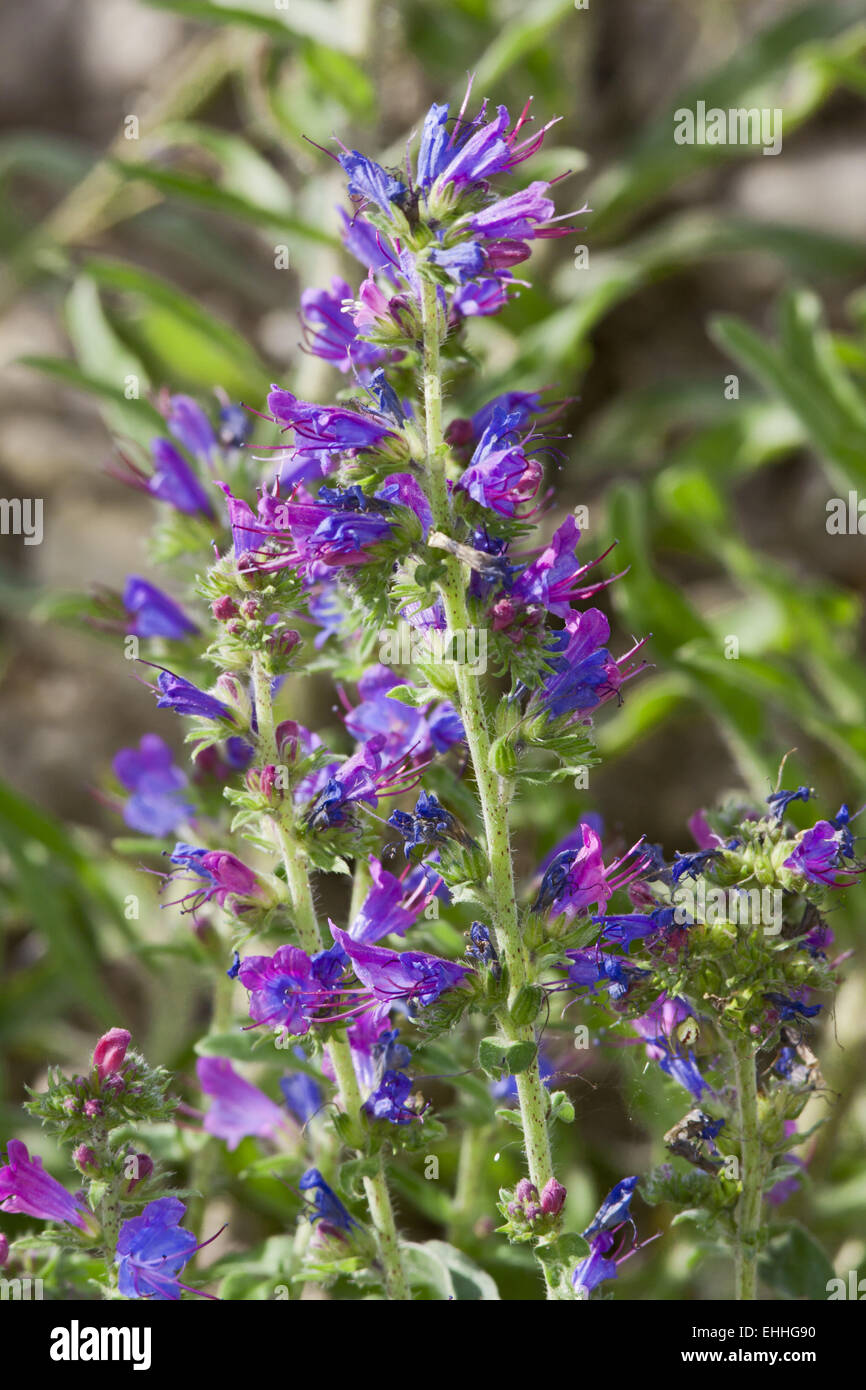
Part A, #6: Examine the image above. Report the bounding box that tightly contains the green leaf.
[109,160,337,246]
[81,257,269,399]
[759,1222,835,1300]
[402,1240,500,1300]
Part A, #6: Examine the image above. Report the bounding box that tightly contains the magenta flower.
[532,823,648,921]
[93,1027,132,1082]
[0,1141,90,1230]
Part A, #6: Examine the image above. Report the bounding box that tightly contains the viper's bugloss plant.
[2,82,859,1303]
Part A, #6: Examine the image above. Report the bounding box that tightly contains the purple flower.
[348,854,432,944]
[763,992,822,1022]
[452,278,512,319]
[456,407,542,517]
[534,609,647,721]
[113,734,192,836]
[572,1231,620,1295]
[123,576,198,640]
[364,1069,417,1125]
[300,276,383,373]
[464,181,578,242]
[560,947,647,1001]
[428,242,486,283]
[387,789,468,858]
[427,701,464,752]
[338,209,400,282]
[592,906,678,947]
[196,1057,288,1151]
[671,848,721,883]
[148,438,214,517]
[784,820,861,888]
[306,733,420,830]
[153,670,234,723]
[507,517,622,619]
[267,387,402,459]
[115,1197,198,1300]
[331,926,473,1010]
[0,1140,89,1230]
[167,844,270,916]
[420,92,559,192]
[237,946,330,1035]
[344,667,429,763]
[165,394,216,466]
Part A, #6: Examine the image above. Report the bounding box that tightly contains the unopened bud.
[212,596,239,621]
[540,1177,567,1216]
[72,1145,97,1173]
[93,1028,131,1081]
[125,1153,154,1193]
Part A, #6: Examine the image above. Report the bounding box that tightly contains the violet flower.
[196,1057,289,1151]
[123,576,198,640]
[0,1140,89,1230]
[113,734,193,837]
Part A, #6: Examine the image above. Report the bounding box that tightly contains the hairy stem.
[418,279,555,1205]
[250,653,410,1300]
[731,1033,764,1300]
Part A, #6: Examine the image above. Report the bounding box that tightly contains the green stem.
[250,653,410,1300]
[731,1033,763,1300]
[418,279,555,1204]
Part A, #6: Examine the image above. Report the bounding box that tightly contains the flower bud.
[72,1145,97,1173]
[93,1028,131,1082]
[212,596,239,621]
[240,598,260,620]
[125,1152,154,1193]
[540,1177,567,1216]
[514,1178,538,1204]
[84,1099,103,1118]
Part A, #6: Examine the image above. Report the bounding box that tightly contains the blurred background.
[1,0,866,1298]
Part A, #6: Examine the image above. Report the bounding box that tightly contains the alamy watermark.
[0,498,43,545]
[674,101,782,157]
[673,882,782,935]
[378,622,487,675]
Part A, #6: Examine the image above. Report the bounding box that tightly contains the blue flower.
[280,1067,323,1126]
[299,1168,358,1231]
[582,1175,639,1240]
[364,1069,417,1125]
[766,785,812,821]
[337,151,407,216]
[115,1197,198,1300]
